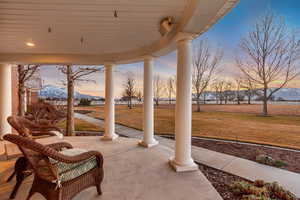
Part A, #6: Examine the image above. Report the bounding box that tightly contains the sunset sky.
[40,0,300,97]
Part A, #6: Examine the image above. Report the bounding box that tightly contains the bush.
[78,98,92,106]
[255,154,287,168]
[230,180,297,200]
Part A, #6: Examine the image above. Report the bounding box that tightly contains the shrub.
[255,154,287,168]
[274,160,287,168]
[78,98,92,106]
[230,180,297,200]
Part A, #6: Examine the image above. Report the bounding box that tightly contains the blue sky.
[40,0,300,97]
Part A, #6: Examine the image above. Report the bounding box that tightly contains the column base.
[169,157,198,172]
[100,133,119,141]
[138,139,159,148]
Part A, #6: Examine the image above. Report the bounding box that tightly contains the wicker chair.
[7,115,63,138]
[4,134,104,200]
[6,115,65,199]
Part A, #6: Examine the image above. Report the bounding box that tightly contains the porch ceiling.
[0,0,239,65]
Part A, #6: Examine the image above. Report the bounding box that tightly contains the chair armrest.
[45,142,73,151]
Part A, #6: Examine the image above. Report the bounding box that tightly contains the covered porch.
[0,0,239,199]
[0,136,222,200]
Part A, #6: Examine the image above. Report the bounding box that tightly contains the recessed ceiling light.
[26,42,35,47]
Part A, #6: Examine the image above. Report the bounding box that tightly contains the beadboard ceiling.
[0,0,187,54]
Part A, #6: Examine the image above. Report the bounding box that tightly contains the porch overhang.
[0,0,238,65]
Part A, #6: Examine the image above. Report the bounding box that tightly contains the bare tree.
[154,74,165,106]
[223,81,234,104]
[236,12,300,116]
[136,89,143,102]
[234,78,243,105]
[192,39,223,112]
[58,65,103,136]
[167,77,175,104]
[17,65,40,116]
[122,72,136,109]
[212,80,226,105]
[241,78,257,104]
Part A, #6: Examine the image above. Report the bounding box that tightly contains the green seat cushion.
[50,148,98,183]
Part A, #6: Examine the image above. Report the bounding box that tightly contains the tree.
[234,78,243,105]
[136,90,143,102]
[17,64,40,116]
[192,39,223,112]
[154,74,165,106]
[167,77,175,104]
[236,12,300,116]
[58,65,103,136]
[223,81,234,104]
[122,72,136,109]
[212,80,226,105]
[241,78,257,104]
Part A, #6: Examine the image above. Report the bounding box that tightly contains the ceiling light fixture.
[26,42,35,47]
[114,10,118,18]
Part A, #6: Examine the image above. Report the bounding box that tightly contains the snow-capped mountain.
[198,88,300,101]
[39,85,100,99]
[270,88,300,101]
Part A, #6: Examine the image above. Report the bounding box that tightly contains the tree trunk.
[18,66,26,116]
[262,88,268,116]
[18,84,26,116]
[66,66,75,136]
[129,97,132,109]
[196,98,201,112]
[237,93,240,105]
[248,92,251,105]
[155,99,159,106]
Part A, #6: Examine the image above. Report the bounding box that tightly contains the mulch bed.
[198,163,300,200]
[192,138,300,174]
[198,163,248,200]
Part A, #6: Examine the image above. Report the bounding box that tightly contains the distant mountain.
[270,88,300,101]
[39,85,101,100]
[199,88,300,101]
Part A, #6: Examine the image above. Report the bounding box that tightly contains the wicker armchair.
[4,134,104,200]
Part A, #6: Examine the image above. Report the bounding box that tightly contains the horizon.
[39,0,300,98]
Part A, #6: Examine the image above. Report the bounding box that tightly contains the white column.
[139,56,158,148]
[101,64,119,141]
[169,34,198,172]
[0,64,12,139]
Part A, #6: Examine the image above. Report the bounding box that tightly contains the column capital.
[103,62,116,68]
[142,55,156,61]
[175,32,197,43]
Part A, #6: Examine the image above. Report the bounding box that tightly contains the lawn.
[58,118,103,132]
[75,104,300,149]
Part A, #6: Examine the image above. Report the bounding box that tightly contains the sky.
[39,0,300,97]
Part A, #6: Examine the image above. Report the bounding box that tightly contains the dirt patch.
[193,139,300,174]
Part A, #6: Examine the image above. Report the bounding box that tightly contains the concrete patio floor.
[0,136,222,200]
